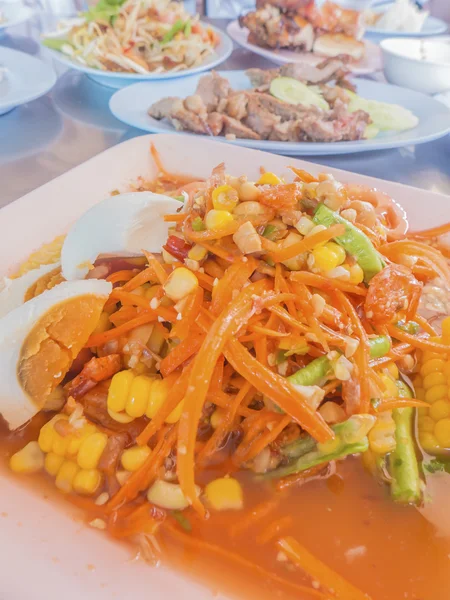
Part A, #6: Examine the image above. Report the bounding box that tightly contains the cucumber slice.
[270,77,329,111]
[346,90,418,132]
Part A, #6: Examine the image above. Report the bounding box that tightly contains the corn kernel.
[188,244,208,262]
[326,242,346,265]
[212,185,239,212]
[417,406,428,418]
[430,400,450,422]
[420,358,446,378]
[204,477,244,511]
[166,399,184,424]
[164,267,198,302]
[419,415,435,432]
[44,452,65,476]
[66,423,97,457]
[52,432,71,457]
[205,209,234,231]
[73,469,102,495]
[38,423,56,453]
[238,182,260,202]
[148,324,166,354]
[425,384,448,404]
[146,378,169,419]
[108,408,135,423]
[434,418,450,447]
[422,351,441,363]
[312,244,341,273]
[423,372,446,390]
[419,432,440,451]
[55,460,80,493]
[147,480,196,510]
[257,172,282,186]
[383,362,399,380]
[210,408,225,429]
[443,362,450,378]
[92,311,111,335]
[9,441,44,474]
[77,432,108,470]
[108,370,135,413]
[281,231,306,271]
[121,445,151,472]
[379,374,399,398]
[368,423,396,455]
[126,375,153,418]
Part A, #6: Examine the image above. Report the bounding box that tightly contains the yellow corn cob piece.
[73,469,102,495]
[9,441,44,474]
[44,452,65,476]
[204,209,234,231]
[368,412,397,454]
[311,243,343,273]
[417,335,450,452]
[188,244,208,262]
[121,445,151,472]
[107,371,183,424]
[163,267,198,301]
[77,432,108,470]
[55,460,80,493]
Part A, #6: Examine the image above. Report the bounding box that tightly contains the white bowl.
[381,37,450,94]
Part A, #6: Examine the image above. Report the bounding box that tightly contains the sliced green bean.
[313,203,384,282]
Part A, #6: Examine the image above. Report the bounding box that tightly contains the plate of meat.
[226,1,382,75]
[109,64,450,156]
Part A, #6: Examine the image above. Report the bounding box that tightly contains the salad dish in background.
[42,0,232,87]
[2,139,450,600]
[366,0,447,37]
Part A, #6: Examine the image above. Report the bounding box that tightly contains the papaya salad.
[42,0,220,74]
[2,146,450,600]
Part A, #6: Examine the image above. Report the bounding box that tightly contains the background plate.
[0,4,33,32]
[109,70,450,156]
[0,47,56,115]
[366,4,447,38]
[226,20,382,76]
[42,23,233,89]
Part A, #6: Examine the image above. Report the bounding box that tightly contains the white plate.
[109,70,450,156]
[0,133,449,600]
[0,4,33,32]
[0,47,57,116]
[366,5,448,37]
[226,19,382,76]
[42,23,233,89]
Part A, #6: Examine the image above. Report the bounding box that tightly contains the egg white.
[0,262,61,320]
[61,192,183,281]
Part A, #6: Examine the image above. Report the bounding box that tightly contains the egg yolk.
[24,267,64,303]
[17,294,106,408]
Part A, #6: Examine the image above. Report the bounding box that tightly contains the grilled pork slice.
[222,115,262,140]
[149,96,212,135]
[195,71,231,113]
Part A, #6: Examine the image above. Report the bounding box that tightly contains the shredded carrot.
[163,213,186,222]
[159,330,205,377]
[143,251,168,284]
[211,257,257,315]
[106,269,139,284]
[169,287,204,341]
[229,500,278,538]
[225,339,333,443]
[290,271,367,296]
[108,306,140,326]
[410,221,450,238]
[254,335,268,367]
[275,465,328,491]
[177,280,272,515]
[278,536,372,600]
[187,220,241,242]
[414,313,438,336]
[256,516,293,544]
[386,325,450,353]
[237,414,291,465]
[375,398,428,412]
[195,270,215,291]
[271,224,346,263]
[86,312,157,347]
[164,523,329,600]
[199,240,235,261]
[108,426,177,510]
[122,266,157,292]
[203,258,225,279]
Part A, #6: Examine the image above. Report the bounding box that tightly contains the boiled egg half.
[0,279,112,430]
[61,192,183,280]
